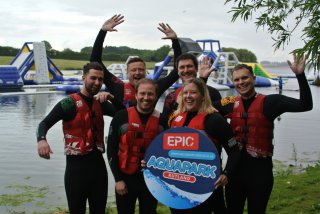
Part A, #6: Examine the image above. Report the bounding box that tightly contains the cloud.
[1,0,304,62]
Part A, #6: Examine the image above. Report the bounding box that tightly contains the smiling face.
[182,82,203,112]
[232,67,256,99]
[178,59,197,83]
[135,82,157,114]
[82,69,104,97]
[127,61,147,87]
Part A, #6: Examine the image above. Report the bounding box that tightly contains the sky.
[1,0,305,62]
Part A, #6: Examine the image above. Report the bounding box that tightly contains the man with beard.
[107,78,168,214]
[90,15,180,108]
[37,62,120,214]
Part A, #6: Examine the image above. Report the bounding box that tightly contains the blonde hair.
[174,78,217,115]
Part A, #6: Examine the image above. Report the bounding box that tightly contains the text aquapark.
[146,130,220,183]
[144,127,221,209]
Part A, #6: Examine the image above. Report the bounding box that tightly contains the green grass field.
[1,163,319,214]
[0,56,156,70]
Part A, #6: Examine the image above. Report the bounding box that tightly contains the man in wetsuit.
[90,15,180,108]
[162,53,221,126]
[37,62,119,214]
[213,55,313,214]
[107,78,168,214]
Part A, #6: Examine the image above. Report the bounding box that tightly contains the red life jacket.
[226,94,274,157]
[62,94,104,155]
[123,83,136,107]
[171,112,220,153]
[118,107,160,174]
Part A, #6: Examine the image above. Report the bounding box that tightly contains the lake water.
[0,67,319,213]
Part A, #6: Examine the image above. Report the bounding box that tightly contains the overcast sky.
[1,0,304,62]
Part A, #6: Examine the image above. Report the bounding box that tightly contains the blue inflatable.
[55,85,80,94]
[0,66,23,91]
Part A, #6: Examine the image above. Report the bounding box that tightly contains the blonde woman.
[170,78,240,214]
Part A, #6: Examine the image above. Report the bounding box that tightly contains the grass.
[267,164,320,214]
[1,163,319,214]
[0,56,156,70]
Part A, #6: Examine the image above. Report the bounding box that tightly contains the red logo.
[163,171,196,183]
[163,133,199,150]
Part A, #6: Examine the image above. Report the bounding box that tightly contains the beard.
[85,84,101,97]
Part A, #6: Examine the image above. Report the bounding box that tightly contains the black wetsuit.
[37,93,117,214]
[163,85,221,125]
[170,111,240,214]
[107,107,168,214]
[90,29,181,108]
[213,73,313,214]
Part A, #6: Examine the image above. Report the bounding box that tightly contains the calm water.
[0,68,319,212]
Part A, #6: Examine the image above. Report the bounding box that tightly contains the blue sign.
[143,127,221,209]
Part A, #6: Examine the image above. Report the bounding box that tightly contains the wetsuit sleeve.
[100,97,125,117]
[201,77,209,84]
[205,113,240,177]
[107,110,127,182]
[156,39,181,97]
[36,97,76,142]
[90,29,125,103]
[172,38,182,65]
[159,113,169,131]
[264,73,313,120]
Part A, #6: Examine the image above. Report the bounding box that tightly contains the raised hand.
[158,23,177,40]
[199,56,212,78]
[101,14,124,32]
[287,54,307,75]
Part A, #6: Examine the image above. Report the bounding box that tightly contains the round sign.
[143,127,221,209]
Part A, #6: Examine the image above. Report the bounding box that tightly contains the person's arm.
[107,110,129,195]
[156,23,180,96]
[90,29,106,65]
[96,92,125,116]
[207,86,222,103]
[37,97,76,159]
[205,113,240,179]
[107,110,125,182]
[264,55,313,120]
[90,15,125,96]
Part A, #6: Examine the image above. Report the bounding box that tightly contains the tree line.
[0,40,257,63]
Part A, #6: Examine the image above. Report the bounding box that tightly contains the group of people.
[37,14,313,214]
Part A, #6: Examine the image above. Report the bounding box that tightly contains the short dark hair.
[233,64,254,76]
[83,62,103,75]
[176,53,198,70]
[135,78,158,96]
[126,57,146,67]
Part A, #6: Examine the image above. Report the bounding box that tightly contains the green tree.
[153,45,171,61]
[42,40,52,51]
[80,46,93,54]
[225,0,320,70]
[222,47,257,62]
